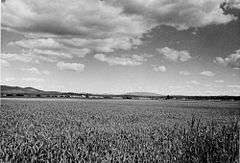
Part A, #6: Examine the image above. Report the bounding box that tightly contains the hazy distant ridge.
[123,92,162,96]
[1,85,60,95]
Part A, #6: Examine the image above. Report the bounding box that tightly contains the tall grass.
[0,100,239,162]
[1,116,238,162]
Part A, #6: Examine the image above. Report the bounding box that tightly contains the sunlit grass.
[0,100,239,162]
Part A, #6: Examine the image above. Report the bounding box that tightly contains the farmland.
[0,98,239,162]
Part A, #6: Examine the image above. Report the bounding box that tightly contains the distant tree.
[166,95,171,100]
[85,93,89,99]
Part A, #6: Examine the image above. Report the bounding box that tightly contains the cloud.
[2,0,237,56]
[228,85,240,89]
[179,71,191,75]
[22,77,44,83]
[2,0,237,36]
[2,0,148,52]
[110,0,237,30]
[8,38,62,49]
[21,67,50,75]
[9,38,90,58]
[4,77,16,82]
[1,52,57,63]
[152,65,166,72]
[214,49,240,69]
[32,49,73,59]
[66,48,90,58]
[57,61,85,71]
[200,71,215,77]
[61,37,142,53]
[42,70,50,75]
[187,80,200,85]
[1,59,10,67]
[1,53,33,63]
[157,47,191,62]
[94,53,151,66]
[21,67,41,75]
[214,80,224,83]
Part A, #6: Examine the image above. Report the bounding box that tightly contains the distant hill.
[0,85,60,95]
[123,92,162,96]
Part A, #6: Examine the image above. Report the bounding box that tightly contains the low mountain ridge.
[0,85,59,94]
[123,92,162,96]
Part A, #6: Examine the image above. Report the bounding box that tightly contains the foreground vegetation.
[0,100,239,162]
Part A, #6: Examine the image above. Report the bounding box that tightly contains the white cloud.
[66,48,90,58]
[94,53,151,66]
[61,37,142,53]
[152,65,166,72]
[1,53,33,63]
[20,67,50,75]
[214,80,224,83]
[4,77,16,82]
[200,71,215,77]
[1,52,57,63]
[225,0,240,9]
[2,0,237,57]
[1,59,10,67]
[228,85,240,89]
[179,71,191,75]
[157,47,191,62]
[214,49,240,69]
[22,77,44,83]
[57,61,85,71]
[9,39,90,58]
[9,38,62,49]
[21,67,41,75]
[2,0,148,52]
[2,0,236,35]
[109,0,237,30]
[42,70,50,75]
[33,49,73,59]
[187,80,200,85]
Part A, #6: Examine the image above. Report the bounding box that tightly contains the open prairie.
[0,98,239,162]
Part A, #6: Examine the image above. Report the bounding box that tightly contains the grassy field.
[0,98,239,162]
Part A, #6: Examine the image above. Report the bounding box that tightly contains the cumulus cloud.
[57,61,85,71]
[32,49,73,59]
[187,80,200,85]
[21,67,50,75]
[1,53,33,63]
[200,71,215,77]
[1,59,10,67]
[9,38,90,58]
[179,71,191,75]
[214,49,240,69]
[2,0,236,36]
[157,47,192,62]
[61,37,142,53]
[1,52,57,63]
[8,38,62,49]
[152,65,166,72]
[214,80,224,83]
[228,85,240,88]
[21,67,41,75]
[3,77,15,82]
[107,0,237,30]
[22,77,44,83]
[2,0,238,57]
[2,0,148,53]
[94,53,151,66]
[42,70,50,75]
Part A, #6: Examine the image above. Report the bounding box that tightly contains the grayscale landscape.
[1,0,240,162]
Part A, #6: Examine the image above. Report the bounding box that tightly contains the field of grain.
[0,98,239,162]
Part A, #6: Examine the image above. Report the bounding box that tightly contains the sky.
[1,0,240,95]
